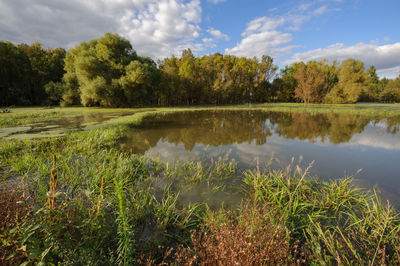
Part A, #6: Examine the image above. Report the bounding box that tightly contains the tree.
[326,59,366,103]
[0,41,32,106]
[272,66,296,102]
[380,75,400,102]
[62,33,159,107]
[19,43,66,105]
[360,66,380,102]
[45,81,66,105]
[294,61,326,104]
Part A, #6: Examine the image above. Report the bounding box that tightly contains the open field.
[1,104,400,264]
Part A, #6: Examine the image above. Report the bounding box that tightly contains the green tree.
[0,41,32,105]
[360,66,380,102]
[44,81,66,105]
[272,66,296,102]
[326,58,366,103]
[62,33,159,107]
[19,42,66,104]
[380,75,400,102]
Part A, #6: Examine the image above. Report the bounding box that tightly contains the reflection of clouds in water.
[146,141,233,163]
[233,140,281,168]
[305,124,400,151]
[344,125,400,150]
[146,136,317,169]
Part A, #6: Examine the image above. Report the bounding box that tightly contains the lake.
[120,110,400,205]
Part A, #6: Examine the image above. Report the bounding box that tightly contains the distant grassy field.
[1,103,400,264]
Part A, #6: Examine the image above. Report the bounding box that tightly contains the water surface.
[0,112,133,139]
[120,110,400,206]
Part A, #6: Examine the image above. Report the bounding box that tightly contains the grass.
[2,103,400,129]
[1,104,400,264]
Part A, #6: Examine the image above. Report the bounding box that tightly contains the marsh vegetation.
[1,105,400,264]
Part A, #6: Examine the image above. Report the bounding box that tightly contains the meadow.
[1,103,400,265]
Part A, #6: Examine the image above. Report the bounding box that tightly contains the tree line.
[1,33,399,107]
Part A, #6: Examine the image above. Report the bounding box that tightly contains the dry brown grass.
[0,185,32,265]
[174,204,294,265]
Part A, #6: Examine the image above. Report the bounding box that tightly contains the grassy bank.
[1,105,400,264]
[2,103,400,129]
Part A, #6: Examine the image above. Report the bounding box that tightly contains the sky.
[1,0,400,77]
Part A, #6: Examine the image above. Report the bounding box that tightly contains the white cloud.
[207,27,229,40]
[121,0,203,58]
[225,16,293,58]
[207,0,227,4]
[225,1,339,58]
[287,42,400,77]
[312,5,329,15]
[202,38,216,48]
[0,0,204,58]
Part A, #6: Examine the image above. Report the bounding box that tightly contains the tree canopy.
[1,33,399,107]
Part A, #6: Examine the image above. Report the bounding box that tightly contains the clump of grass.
[114,174,135,265]
[243,164,400,264]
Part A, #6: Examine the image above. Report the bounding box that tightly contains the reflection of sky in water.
[125,111,400,205]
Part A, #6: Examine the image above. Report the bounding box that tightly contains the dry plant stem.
[46,155,57,210]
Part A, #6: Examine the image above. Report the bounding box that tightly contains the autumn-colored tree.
[294,61,326,103]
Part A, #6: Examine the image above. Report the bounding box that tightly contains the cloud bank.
[0,0,210,58]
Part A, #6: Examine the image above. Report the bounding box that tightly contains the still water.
[0,112,133,139]
[121,110,400,205]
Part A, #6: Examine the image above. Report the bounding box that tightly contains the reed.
[46,155,57,210]
[1,106,400,264]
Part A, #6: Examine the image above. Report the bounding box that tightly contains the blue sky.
[1,0,400,77]
[200,0,400,76]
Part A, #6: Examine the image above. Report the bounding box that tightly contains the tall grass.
[1,106,400,264]
[243,164,400,264]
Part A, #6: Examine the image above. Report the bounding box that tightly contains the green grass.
[2,103,400,129]
[1,104,400,264]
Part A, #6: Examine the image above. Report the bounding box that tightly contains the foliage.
[0,41,33,106]
[2,34,400,106]
[294,61,327,103]
[380,76,400,102]
[325,58,367,103]
[62,33,160,107]
[0,41,66,106]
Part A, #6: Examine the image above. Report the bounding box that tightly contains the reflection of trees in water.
[123,111,272,153]
[122,111,400,154]
[271,112,371,144]
[382,116,400,134]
